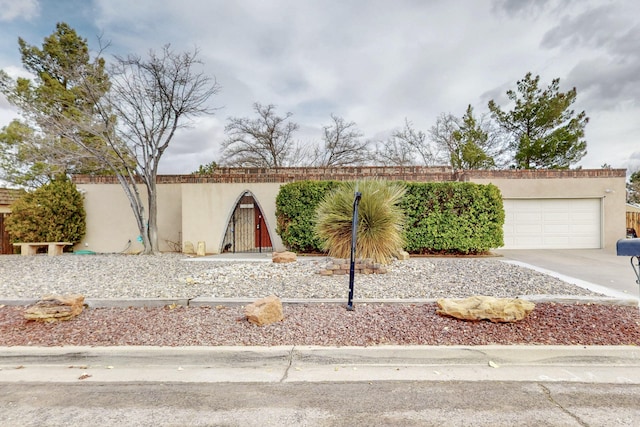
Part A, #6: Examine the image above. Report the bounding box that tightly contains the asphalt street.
[2,381,639,426]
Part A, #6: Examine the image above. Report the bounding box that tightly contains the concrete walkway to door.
[495,248,640,302]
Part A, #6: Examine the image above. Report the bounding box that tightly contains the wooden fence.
[0,213,11,255]
[627,212,640,235]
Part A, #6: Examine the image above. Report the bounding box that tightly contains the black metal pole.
[258,214,262,253]
[347,191,362,311]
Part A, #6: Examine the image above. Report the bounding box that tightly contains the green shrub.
[6,176,86,244]
[401,182,504,254]
[275,180,340,252]
[315,180,406,263]
[276,179,504,255]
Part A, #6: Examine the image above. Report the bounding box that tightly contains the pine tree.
[488,73,588,169]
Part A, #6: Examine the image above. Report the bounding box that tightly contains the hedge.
[276,180,504,255]
[275,180,340,252]
[401,182,504,254]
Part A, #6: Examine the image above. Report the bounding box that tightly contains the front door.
[222,193,273,253]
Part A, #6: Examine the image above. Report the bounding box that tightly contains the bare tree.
[373,119,441,166]
[15,44,219,254]
[311,114,369,166]
[429,113,459,164]
[101,46,220,253]
[221,103,301,167]
[373,135,416,166]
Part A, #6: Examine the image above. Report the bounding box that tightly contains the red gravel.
[1,303,638,347]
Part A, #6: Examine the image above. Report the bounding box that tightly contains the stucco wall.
[76,183,182,253]
[469,176,626,249]
[181,183,284,254]
[73,168,627,253]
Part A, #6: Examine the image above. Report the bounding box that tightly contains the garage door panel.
[516,212,542,221]
[544,212,570,221]
[515,224,542,233]
[544,236,570,246]
[546,224,570,233]
[502,199,601,249]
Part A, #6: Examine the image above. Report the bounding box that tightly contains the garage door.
[502,199,601,249]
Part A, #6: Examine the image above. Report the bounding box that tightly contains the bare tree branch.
[311,114,369,166]
[373,119,442,166]
[220,103,300,167]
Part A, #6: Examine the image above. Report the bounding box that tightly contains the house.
[72,167,627,254]
[0,188,24,254]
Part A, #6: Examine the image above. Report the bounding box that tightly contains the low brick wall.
[317,258,388,276]
[73,167,626,185]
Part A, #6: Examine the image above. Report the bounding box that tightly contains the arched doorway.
[221,192,273,253]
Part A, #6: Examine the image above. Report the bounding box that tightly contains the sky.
[0,0,639,174]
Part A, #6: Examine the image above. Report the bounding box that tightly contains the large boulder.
[436,296,535,323]
[244,295,284,326]
[272,251,297,263]
[24,294,85,322]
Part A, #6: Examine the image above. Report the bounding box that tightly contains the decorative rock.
[395,250,410,261]
[183,241,195,254]
[436,296,535,323]
[196,241,206,256]
[24,294,85,322]
[244,295,284,326]
[272,251,297,263]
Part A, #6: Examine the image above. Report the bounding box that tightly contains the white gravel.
[0,253,603,299]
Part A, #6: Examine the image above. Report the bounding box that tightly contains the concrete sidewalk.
[1,345,639,384]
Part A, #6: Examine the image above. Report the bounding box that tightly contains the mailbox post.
[347,190,362,311]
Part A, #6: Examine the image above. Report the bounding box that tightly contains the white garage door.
[502,199,601,249]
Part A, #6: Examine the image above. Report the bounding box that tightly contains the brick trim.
[72,167,627,184]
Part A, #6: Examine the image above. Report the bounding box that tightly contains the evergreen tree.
[628,170,640,204]
[450,105,496,170]
[430,106,504,170]
[0,22,112,186]
[5,176,86,244]
[488,72,588,169]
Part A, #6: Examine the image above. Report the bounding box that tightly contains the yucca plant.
[315,180,406,264]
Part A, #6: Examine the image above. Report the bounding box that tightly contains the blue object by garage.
[616,239,640,295]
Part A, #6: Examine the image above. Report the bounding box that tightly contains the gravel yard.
[0,253,638,347]
[0,253,607,299]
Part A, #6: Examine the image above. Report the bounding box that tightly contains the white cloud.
[1,0,638,173]
[0,0,39,22]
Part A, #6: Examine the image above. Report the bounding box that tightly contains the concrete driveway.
[495,248,640,300]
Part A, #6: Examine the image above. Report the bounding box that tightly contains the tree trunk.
[146,180,159,254]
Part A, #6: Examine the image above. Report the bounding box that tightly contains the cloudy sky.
[0,0,638,174]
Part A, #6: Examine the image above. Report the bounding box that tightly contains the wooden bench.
[13,242,73,256]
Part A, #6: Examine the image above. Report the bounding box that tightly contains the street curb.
[1,345,639,384]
